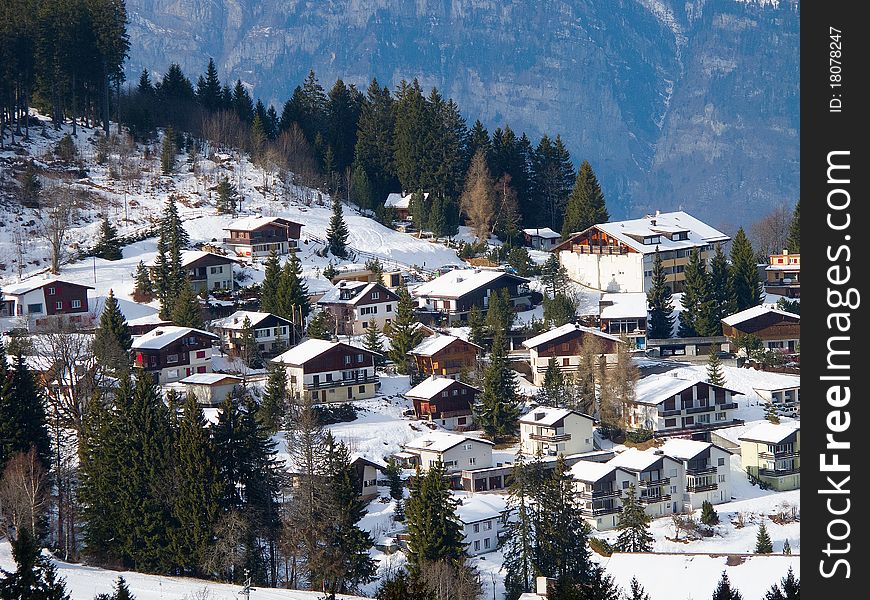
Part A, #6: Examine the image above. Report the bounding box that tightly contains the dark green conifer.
[387,282,423,374]
[646,250,675,339]
[93,289,133,376]
[95,218,123,260]
[561,160,608,238]
[404,462,465,569]
[170,282,203,329]
[730,228,763,312]
[615,484,654,553]
[475,338,520,443]
[326,197,350,259]
[786,200,800,254]
[258,363,288,433]
[755,520,773,554]
[363,320,386,369]
[712,571,743,600]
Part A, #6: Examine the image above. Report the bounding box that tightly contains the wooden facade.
[410,379,479,425]
[412,338,480,378]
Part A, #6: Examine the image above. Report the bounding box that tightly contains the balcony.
[638,493,671,505]
[224,235,289,246]
[582,506,623,517]
[304,374,379,390]
[686,466,717,476]
[759,467,800,477]
[572,244,628,256]
[685,404,715,415]
[661,409,682,417]
[758,450,800,460]
[716,402,739,410]
[686,483,719,493]
[529,432,572,443]
[578,488,621,500]
[637,477,670,488]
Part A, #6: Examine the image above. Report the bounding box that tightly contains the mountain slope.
[125,0,799,229]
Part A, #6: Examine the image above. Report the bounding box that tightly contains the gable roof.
[633,374,741,406]
[225,215,302,232]
[179,373,243,386]
[658,438,731,461]
[607,448,673,472]
[410,334,481,357]
[211,310,290,330]
[599,292,648,320]
[2,278,95,296]
[146,250,239,269]
[739,421,800,445]
[403,431,494,453]
[405,376,480,400]
[317,281,399,306]
[721,305,800,327]
[412,269,529,300]
[271,339,381,366]
[132,326,218,350]
[522,227,561,239]
[385,192,428,209]
[455,494,509,524]
[519,405,593,427]
[521,323,623,350]
[570,461,625,483]
[554,211,729,255]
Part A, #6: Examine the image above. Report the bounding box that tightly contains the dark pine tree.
[561,160,608,239]
[276,250,311,321]
[352,78,398,211]
[712,571,743,600]
[0,527,70,600]
[540,253,570,298]
[706,352,726,387]
[375,570,434,600]
[326,197,350,259]
[133,260,154,302]
[215,176,239,215]
[709,244,735,334]
[363,320,386,369]
[700,500,720,526]
[678,249,716,338]
[615,484,654,552]
[196,58,223,111]
[475,338,521,443]
[501,453,538,600]
[231,79,254,123]
[764,567,799,600]
[646,250,675,339]
[95,218,123,260]
[627,577,652,600]
[467,305,486,349]
[259,249,282,315]
[0,352,51,471]
[404,462,465,570]
[387,282,423,375]
[730,228,763,312]
[170,281,203,329]
[258,363,288,433]
[786,199,800,253]
[93,289,133,376]
[755,520,773,554]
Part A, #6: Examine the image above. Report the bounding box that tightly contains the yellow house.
[738,422,800,491]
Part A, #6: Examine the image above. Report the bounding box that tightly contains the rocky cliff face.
[125,0,799,229]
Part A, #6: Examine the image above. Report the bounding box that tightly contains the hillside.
[124,0,799,229]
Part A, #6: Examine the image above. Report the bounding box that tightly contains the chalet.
[764,250,800,298]
[739,422,800,491]
[598,292,647,350]
[552,211,729,293]
[455,494,508,556]
[752,376,800,417]
[519,406,595,456]
[350,455,385,501]
[327,265,404,288]
[132,326,219,384]
[223,215,303,257]
[659,438,732,509]
[607,448,684,519]
[410,334,481,379]
[522,227,561,251]
[384,191,428,222]
[272,339,380,403]
[210,310,293,355]
[126,313,173,336]
[521,323,622,386]
[721,306,800,354]
[1,278,93,322]
[626,375,741,434]
[178,373,243,406]
[147,251,238,293]
[412,268,533,324]
[316,281,400,336]
[400,432,494,474]
[405,376,479,430]
[571,462,635,530]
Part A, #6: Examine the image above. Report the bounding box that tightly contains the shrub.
[313,403,359,425]
[624,429,654,444]
[589,537,614,557]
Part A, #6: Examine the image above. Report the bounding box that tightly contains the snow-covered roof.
[599,292,648,320]
[272,339,338,365]
[317,281,396,305]
[211,310,286,330]
[721,305,799,327]
[521,323,623,350]
[225,215,301,231]
[454,494,508,524]
[412,269,528,300]
[132,326,218,350]
[403,431,494,453]
[384,192,428,209]
[91,295,158,323]
[522,227,561,239]
[570,460,619,483]
[750,372,801,391]
[765,264,800,271]
[659,438,714,461]
[607,448,669,472]
[2,277,94,296]
[410,334,480,357]
[633,374,740,406]
[405,375,478,399]
[179,373,243,385]
[739,421,800,445]
[519,405,592,427]
[582,211,729,255]
[350,453,388,470]
[145,250,238,268]
[126,313,172,327]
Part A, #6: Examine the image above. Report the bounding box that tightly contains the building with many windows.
[223,215,303,257]
[316,280,400,336]
[519,406,595,457]
[625,374,741,434]
[454,494,509,556]
[272,339,381,402]
[598,292,648,349]
[210,310,294,356]
[132,326,219,384]
[522,323,622,386]
[739,422,800,491]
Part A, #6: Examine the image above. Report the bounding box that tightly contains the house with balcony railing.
[132,326,219,385]
[570,461,635,531]
[411,268,533,325]
[522,323,623,386]
[751,373,801,418]
[626,374,741,434]
[272,339,381,403]
[722,306,800,354]
[659,439,732,509]
[146,250,238,293]
[607,448,683,519]
[763,250,800,298]
[519,406,595,456]
[223,215,303,257]
[739,422,800,491]
[598,292,647,350]
[405,375,479,430]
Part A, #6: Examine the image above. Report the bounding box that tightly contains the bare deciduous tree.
[203,509,250,581]
[0,448,49,540]
[39,181,84,274]
[419,560,482,600]
[749,205,792,261]
[459,149,496,241]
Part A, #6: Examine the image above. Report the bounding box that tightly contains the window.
[715,412,726,421]
[344,355,351,365]
[359,386,365,393]
[697,414,710,424]
[717,457,725,467]
[562,357,570,367]
[326,374,333,382]
[371,291,380,300]
[197,366,206,373]
[210,266,222,274]
[196,350,206,359]
[27,303,43,314]
[670,486,677,494]
[719,474,726,482]
[474,540,480,551]
[669,469,677,477]
[167,354,179,364]
[168,369,179,379]
[442,391,449,398]
[463,443,473,451]
[484,538,491,549]
[357,354,364,363]
[71,299,82,309]
[453,389,459,396]
[664,418,677,428]
[362,321,368,328]
[461,389,467,395]
[473,524,480,533]
[483,521,492,530]
[47,287,56,295]
[622,481,629,489]
[55,301,63,310]
[386,304,393,312]
[469,457,476,466]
